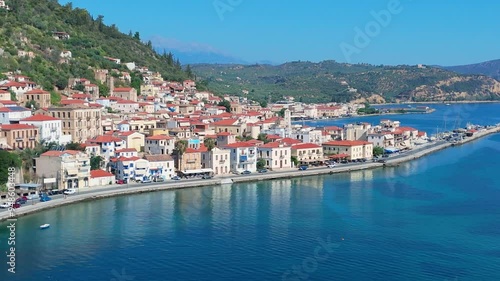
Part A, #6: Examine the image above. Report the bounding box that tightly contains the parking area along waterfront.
[1,125,498,223]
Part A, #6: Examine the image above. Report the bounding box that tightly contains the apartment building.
[0,123,39,149]
[322,140,373,160]
[22,89,51,109]
[258,142,292,170]
[291,143,325,165]
[20,114,71,144]
[36,150,91,190]
[201,147,231,175]
[145,135,175,155]
[42,105,103,142]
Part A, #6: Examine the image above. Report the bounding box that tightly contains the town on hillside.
[0,66,433,194]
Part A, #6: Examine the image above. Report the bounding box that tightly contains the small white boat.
[40,224,50,229]
[445,103,451,106]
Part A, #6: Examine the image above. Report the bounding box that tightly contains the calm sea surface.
[1,103,500,281]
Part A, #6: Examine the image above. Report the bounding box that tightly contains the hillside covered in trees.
[192,61,500,104]
[0,0,190,95]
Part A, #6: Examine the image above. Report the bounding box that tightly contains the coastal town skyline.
[59,0,500,66]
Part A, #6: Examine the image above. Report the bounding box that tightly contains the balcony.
[50,127,57,132]
[29,137,36,141]
[280,155,286,159]
[186,159,196,163]
[15,138,22,142]
[219,160,225,164]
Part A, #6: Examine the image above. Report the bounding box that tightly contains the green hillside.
[192,61,500,103]
[0,0,189,93]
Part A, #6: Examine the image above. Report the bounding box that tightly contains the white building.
[224,141,258,173]
[20,114,71,144]
[258,142,292,170]
[115,156,149,182]
[0,106,32,124]
[88,135,126,162]
[144,154,176,181]
[111,100,139,113]
[290,127,323,145]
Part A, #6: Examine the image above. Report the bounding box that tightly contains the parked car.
[201,175,213,179]
[26,194,38,200]
[298,165,309,171]
[153,177,165,182]
[15,198,27,204]
[0,202,11,208]
[327,163,336,168]
[12,203,21,209]
[63,188,76,195]
[116,179,126,184]
[140,179,152,184]
[258,169,268,173]
[241,170,252,175]
[171,176,181,180]
[40,196,52,202]
[377,159,387,163]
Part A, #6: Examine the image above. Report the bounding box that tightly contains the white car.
[0,202,12,208]
[327,162,337,168]
[26,194,38,200]
[64,188,76,195]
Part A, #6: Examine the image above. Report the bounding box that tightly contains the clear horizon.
[59,0,499,66]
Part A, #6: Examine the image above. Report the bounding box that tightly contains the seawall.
[1,126,498,222]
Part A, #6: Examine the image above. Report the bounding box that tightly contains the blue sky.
[59,0,499,66]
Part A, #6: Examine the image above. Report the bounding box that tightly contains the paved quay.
[1,125,499,222]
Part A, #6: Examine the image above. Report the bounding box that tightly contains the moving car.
[63,188,76,195]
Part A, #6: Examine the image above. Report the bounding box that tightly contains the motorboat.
[40,224,50,229]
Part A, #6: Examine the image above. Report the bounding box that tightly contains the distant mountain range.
[441,59,500,80]
[192,61,500,104]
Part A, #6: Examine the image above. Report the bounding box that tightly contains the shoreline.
[1,126,499,223]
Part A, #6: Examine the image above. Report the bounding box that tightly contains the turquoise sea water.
[1,104,500,281]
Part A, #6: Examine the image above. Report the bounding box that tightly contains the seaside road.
[1,127,498,221]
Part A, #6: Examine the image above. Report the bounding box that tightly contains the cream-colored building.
[322,140,373,160]
[22,89,51,109]
[41,104,103,143]
[210,118,247,136]
[258,142,292,170]
[291,143,325,165]
[36,150,91,190]
[0,124,39,149]
[201,147,231,175]
[145,135,175,155]
[113,87,138,102]
[115,131,145,152]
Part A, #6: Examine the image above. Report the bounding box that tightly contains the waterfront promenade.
[1,125,499,222]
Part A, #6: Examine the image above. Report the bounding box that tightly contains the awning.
[66,168,78,175]
[329,153,350,159]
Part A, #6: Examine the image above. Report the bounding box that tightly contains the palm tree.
[174,140,188,171]
[203,138,216,151]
